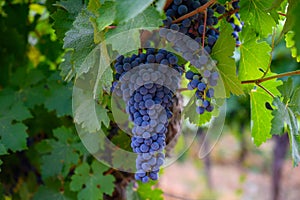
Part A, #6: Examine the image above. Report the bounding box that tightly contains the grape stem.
[104,168,115,175]
[278,12,287,17]
[164,0,174,11]
[228,0,240,4]
[218,8,240,20]
[177,88,189,92]
[257,83,275,98]
[107,26,117,29]
[172,0,217,23]
[241,70,300,84]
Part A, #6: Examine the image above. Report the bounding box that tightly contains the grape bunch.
[185,70,217,114]
[227,1,243,46]
[160,0,225,115]
[112,48,183,182]
[162,0,226,54]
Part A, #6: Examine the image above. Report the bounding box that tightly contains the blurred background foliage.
[0,0,299,200]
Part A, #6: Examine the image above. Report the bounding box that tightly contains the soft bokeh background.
[0,1,299,200]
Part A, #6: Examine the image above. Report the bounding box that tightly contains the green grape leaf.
[16,68,48,108]
[183,96,211,126]
[23,84,47,108]
[277,77,293,104]
[282,0,299,36]
[272,79,300,135]
[80,130,106,154]
[59,51,75,81]
[285,31,300,62]
[290,87,300,115]
[70,161,115,200]
[44,74,72,117]
[281,0,300,62]
[240,0,276,37]
[271,107,285,135]
[111,132,132,151]
[182,96,206,126]
[292,1,300,55]
[211,23,244,97]
[137,181,163,200]
[33,179,76,200]
[218,0,230,4]
[155,0,166,13]
[74,90,110,133]
[87,0,101,14]
[51,0,84,42]
[106,6,162,54]
[0,159,2,172]
[250,80,282,146]
[272,98,300,166]
[126,182,163,200]
[0,144,7,155]
[0,90,32,153]
[270,0,286,9]
[62,9,96,80]
[96,1,116,32]
[39,127,83,179]
[11,67,45,88]
[239,27,272,84]
[115,0,155,23]
[0,123,28,153]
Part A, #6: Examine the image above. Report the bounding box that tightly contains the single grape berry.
[178,5,188,15]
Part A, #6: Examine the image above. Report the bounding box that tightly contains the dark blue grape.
[202,100,210,108]
[192,1,201,9]
[174,0,182,5]
[206,105,214,112]
[182,19,191,27]
[178,5,188,15]
[206,17,214,26]
[116,55,124,63]
[123,57,131,63]
[197,82,206,91]
[185,71,194,80]
[151,142,160,151]
[123,63,131,71]
[196,106,205,114]
[207,36,216,46]
[204,46,211,54]
[190,79,199,88]
[232,1,240,9]
[166,31,176,42]
[170,24,180,32]
[166,9,176,18]
[155,53,164,63]
[198,25,206,35]
[216,5,225,14]
[169,56,178,64]
[207,8,214,17]
[149,172,158,180]
[159,28,168,37]
[142,176,149,183]
[147,54,155,63]
[206,88,214,98]
[160,59,169,65]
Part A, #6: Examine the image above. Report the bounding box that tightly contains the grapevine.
[1,0,300,200]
